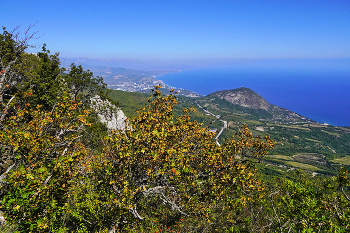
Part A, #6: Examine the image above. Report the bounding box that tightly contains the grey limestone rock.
[90,95,127,130]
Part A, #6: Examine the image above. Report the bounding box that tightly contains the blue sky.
[2,0,350,60]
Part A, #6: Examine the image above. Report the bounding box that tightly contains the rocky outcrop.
[0,211,5,226]
[90,95,127,130]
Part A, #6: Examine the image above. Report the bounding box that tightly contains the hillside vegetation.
[2,26,350,232]
[108,88,350,177]
[197,89,350,175]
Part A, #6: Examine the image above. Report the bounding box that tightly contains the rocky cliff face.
[90,96,127,130]
[208,87,272,110]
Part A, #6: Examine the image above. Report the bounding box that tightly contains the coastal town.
[62,62,203,97]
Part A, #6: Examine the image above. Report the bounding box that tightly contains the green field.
[331,156,350,165]
[283,161,323,171]
[265,155,294,161]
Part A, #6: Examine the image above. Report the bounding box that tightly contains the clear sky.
[2,0,350,60]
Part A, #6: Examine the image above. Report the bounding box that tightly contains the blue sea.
[158,59,350,126]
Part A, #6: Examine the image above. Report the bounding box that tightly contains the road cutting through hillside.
[194,100,227,146]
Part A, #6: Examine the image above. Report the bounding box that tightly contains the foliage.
[3,25,350,233]
[0,222,18,233]
[73,86,274,232]
[0,94,91,232]
[264,169,350,232]
[64,63,110,105]
[0,25,111,232]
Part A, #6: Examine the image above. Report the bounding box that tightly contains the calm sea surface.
[158,61,350,126]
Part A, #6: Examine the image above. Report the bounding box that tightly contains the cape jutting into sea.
[158,59,350,127]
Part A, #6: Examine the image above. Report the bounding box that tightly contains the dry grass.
[293,153,328,166]
[266,124,311,131]
[305,138,322,143]
[321,130,340,137]
[266,154,325,171]
[245,120,263,125]
[283,161,323,171]
[281,125,311,131]
[265,155,294,161]
[331,156,350,165]
[307,124,327,128]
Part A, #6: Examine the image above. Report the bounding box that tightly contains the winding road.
[194,101,227,146]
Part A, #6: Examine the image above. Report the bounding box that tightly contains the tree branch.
[0,96,15,122]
